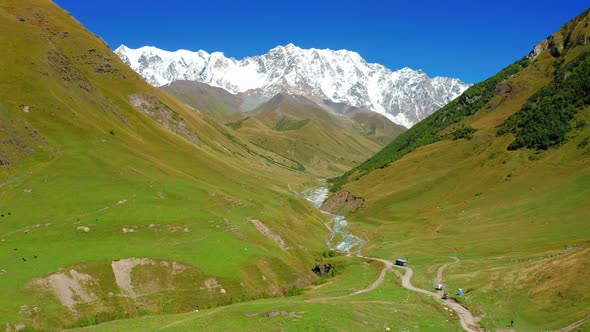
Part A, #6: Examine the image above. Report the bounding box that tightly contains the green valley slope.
[2,1,589,331]
[325,8,590,331]
[72,9,590,332]
[0,1,334,330]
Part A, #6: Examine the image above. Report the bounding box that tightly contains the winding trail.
[558,314,590,332]
[308,254,483,332]
[369,256,483,332]
[0,177,19,189]
[307,257,393,302]
[390,257,483,332]
[437,256,460,284]
[157,307,226,330]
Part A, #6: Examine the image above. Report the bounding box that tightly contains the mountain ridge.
[330,8,590,191]
[115,44,470,128]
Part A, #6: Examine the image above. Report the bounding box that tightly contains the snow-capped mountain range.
[115,44,470,127]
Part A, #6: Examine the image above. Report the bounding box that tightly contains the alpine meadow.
[0,1,589,332]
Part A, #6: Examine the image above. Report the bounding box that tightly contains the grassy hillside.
[71,257,465,332]
[2,1,589,331]
[0,1,334,330]
[324,8,590,331]
[328,56,531,191]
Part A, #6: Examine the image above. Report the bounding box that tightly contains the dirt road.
[307,257,393,302]
[391,258,484,332]
[437,256,460,284]
[354,255,484,332]
[308,254,482,332]
[558,314,590,332]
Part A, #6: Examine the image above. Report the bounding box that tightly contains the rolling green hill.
[0,1,334,330]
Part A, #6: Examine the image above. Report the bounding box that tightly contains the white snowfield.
[115,44,470,128]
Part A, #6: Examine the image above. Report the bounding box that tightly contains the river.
[303,186,364,253]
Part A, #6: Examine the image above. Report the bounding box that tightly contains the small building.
[395,258,408,266]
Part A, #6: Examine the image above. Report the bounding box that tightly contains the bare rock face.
[529,11,590,60]
[494,81,513,97]
[32,269,97,311]
[320,190,364,215]
[530,36,564,59]
[115,44,470,128]
[249,219,289,250]
[26,258,223,330]
[129,94,200,144]
[312,262,335,277]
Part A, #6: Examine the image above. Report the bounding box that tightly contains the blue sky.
[54,0,588,83]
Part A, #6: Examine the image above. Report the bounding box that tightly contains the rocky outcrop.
[529,9,590,60]
[249,219,289,250]
[32,269,97,311]
[312,262,335,277]
[129,94,200,144]
[320,190,364,215]
[25,258,224,330]
[494,81,513,97]
[529,35,564,59]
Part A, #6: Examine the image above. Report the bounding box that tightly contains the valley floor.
[68,251,590,332]
[66,184,589,332]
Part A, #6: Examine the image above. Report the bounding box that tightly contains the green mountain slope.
[0,1,333,330]
[328,56,531,190]
[324,8,590,331]
[332,9,590,191]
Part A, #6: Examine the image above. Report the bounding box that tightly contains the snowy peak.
[115,44,470,127]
